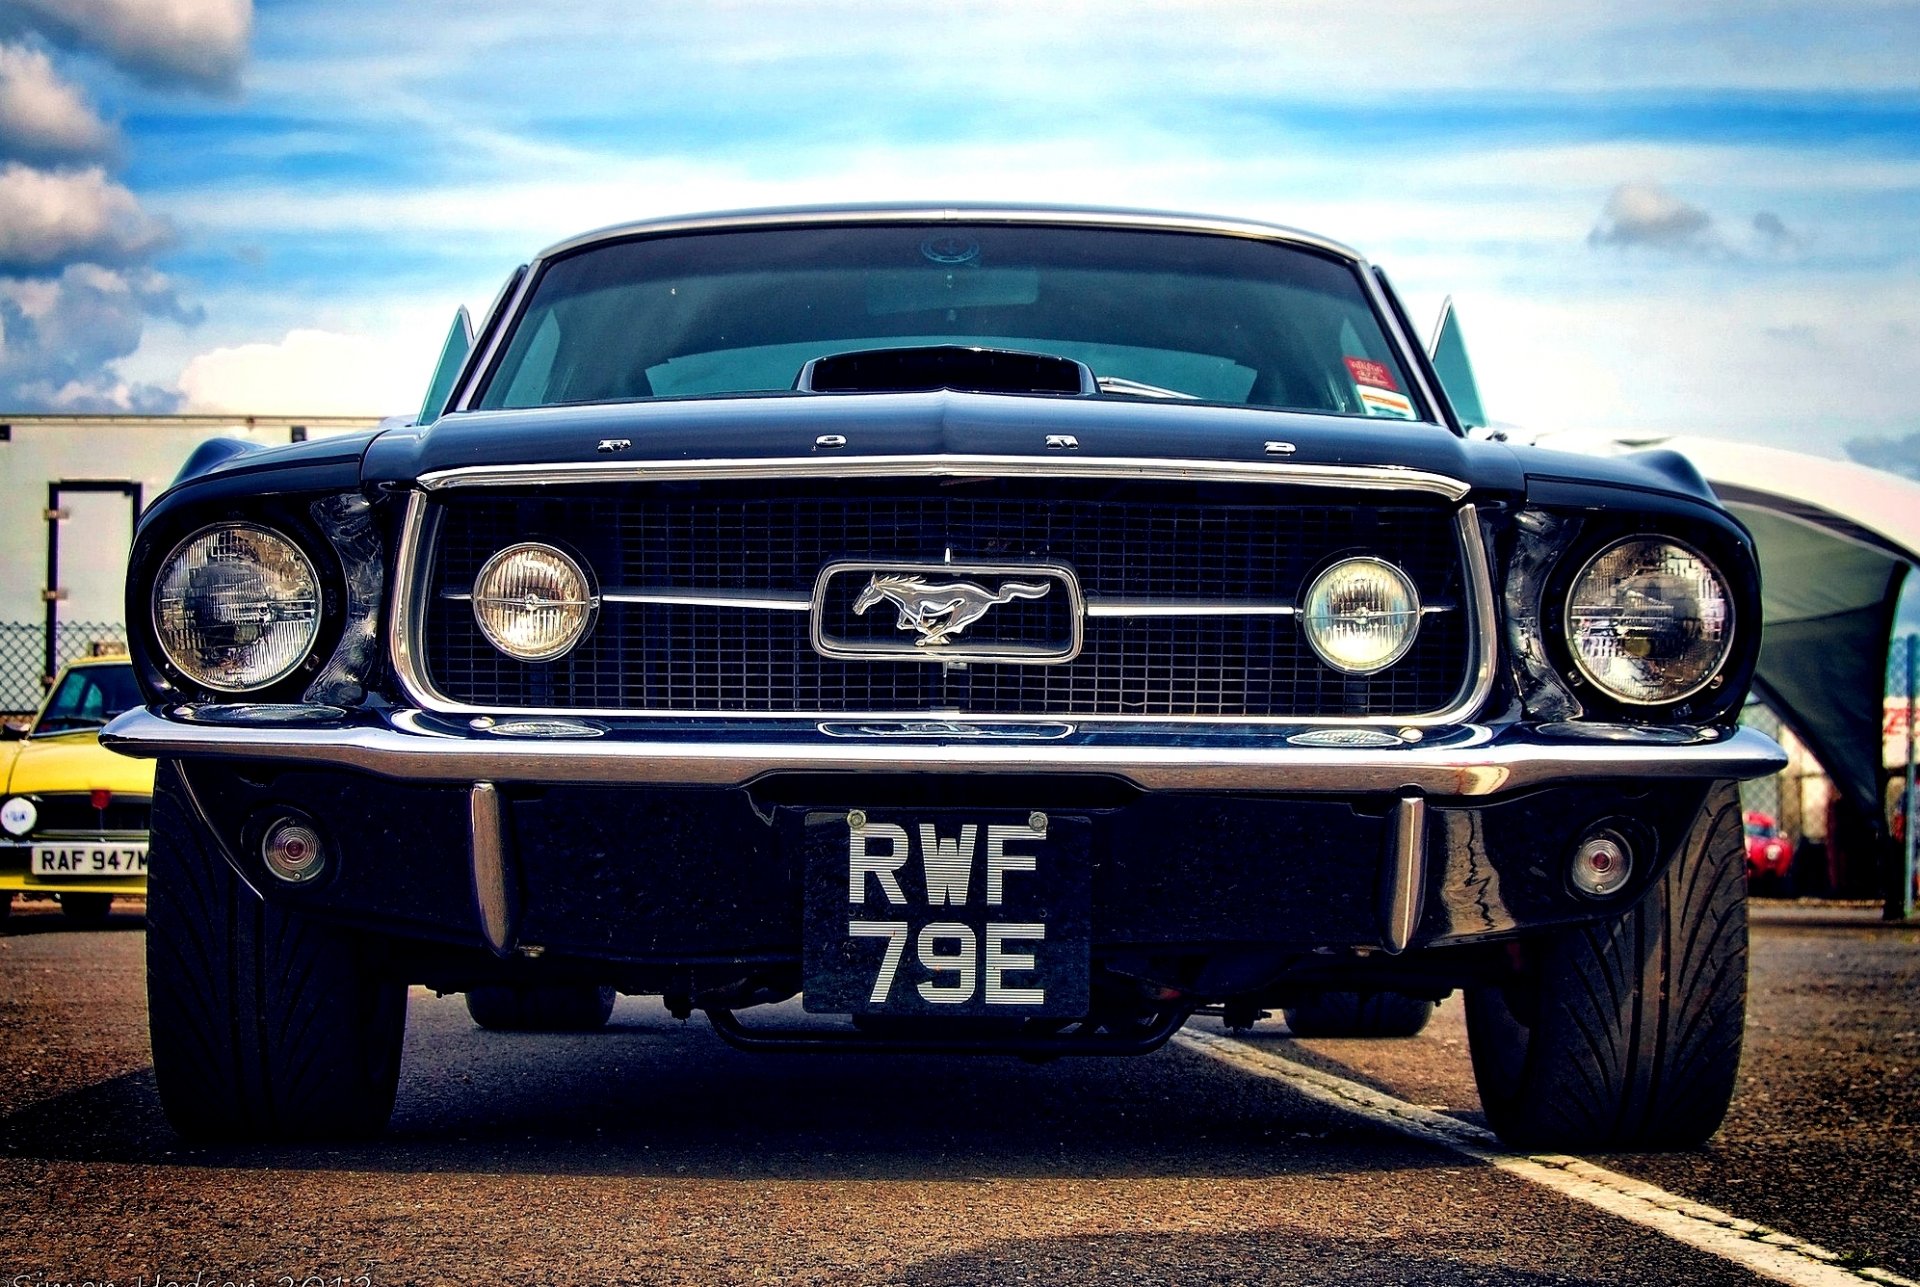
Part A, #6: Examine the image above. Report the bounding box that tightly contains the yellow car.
[0,655,154,923]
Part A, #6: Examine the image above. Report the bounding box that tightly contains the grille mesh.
[22,793,152,834]
[419,479,1474,718]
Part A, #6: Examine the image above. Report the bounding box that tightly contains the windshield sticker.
[1343,356,1398,390]
[1344,355,1415,418]
[1357,385,1417,419]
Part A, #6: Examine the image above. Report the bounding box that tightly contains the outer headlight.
[1,796,35,837]
[152,523,323,693]
[472,543,597,661]
[1566,537,1733,705]
[1301,557,1421,675]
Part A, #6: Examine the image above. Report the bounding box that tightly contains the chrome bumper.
[101,707,1787,798]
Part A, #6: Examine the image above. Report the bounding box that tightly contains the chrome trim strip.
[389,493,439,714]
[533,205,1369,276]
[441,587,813,611]
[1452,502,1499,724]
[102,711,1789,797]
[388,493,1500,728]
[1361,263,1449,429]
[446,591,1460,619]
[417,454,1473,501]
[451,586,824,612]
[469,781,515,957]
[1086,600,1296,618]
[1383,794,1428,955]
[608,588,811,611]
[450,263,538,415]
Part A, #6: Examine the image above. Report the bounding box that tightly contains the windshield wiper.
[1094,375,1198,400]
[34,715,108,735]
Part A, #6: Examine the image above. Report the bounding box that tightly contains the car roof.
[535,202,1368,267]
[58,653,132,672]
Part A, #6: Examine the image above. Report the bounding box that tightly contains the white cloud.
[1588,182,1719,253]
[1,0,250,93]
[177,327,435,415]
[0,262,192,409]
[0,160,167,268]
[0,41,110,158]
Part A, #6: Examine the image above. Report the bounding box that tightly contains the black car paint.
[118,211,1765,1010]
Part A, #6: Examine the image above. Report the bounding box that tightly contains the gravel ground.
[0,896,1912,1285]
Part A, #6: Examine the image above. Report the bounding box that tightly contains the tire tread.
[147,762,406,1142]
[1466,782,1747,1150]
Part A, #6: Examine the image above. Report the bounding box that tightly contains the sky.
[0,0,1914,461]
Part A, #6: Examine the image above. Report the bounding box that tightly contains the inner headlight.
[152,523,322,693]
[1565,537,1733,706]
[472,543,597,661]
[1301,557,1421,674]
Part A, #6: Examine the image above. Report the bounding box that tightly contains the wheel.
[1465,781,1746,1151]
[466,984,616,1032]
[59,892,114,924]
[0,892,12,921]
[1283,991,1435,1038]
[146,762,407,1142]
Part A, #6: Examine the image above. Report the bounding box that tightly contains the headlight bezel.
[142,515,341,700]
[1556,531,1740,711]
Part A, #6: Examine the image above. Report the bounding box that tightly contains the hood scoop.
[795,345,1095,397]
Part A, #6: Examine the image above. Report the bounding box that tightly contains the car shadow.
[0,902,145,934]
[0,998,1467,1182]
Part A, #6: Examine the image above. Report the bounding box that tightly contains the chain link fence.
[0,620,127,714]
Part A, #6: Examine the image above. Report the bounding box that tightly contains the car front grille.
[22,792,151,835]
[413,477,1479,720]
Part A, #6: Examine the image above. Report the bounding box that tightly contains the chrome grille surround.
[391,457,1496,726]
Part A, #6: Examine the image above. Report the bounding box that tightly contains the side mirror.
[1428,297,1487,430]
[1,718,29,740]
[415,305,475,426]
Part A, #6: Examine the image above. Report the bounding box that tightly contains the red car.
[1744,810,1795,893]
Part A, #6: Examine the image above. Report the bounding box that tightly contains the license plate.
[31,842,148,877]
[802,809,1090,1017]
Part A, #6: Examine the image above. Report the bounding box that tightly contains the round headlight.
[472,543,597,661]
[1301,557,1421,675]
[152,523,322,693]
[1,796,36,837]
[1566,537,1733,705]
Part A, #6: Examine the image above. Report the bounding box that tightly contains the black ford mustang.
[105,205,1785,1149]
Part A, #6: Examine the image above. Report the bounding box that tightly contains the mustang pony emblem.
[853,574,1053,647]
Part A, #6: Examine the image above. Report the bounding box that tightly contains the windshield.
[476,223,1425,421]
[34,663,141,735]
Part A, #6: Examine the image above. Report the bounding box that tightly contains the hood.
[1506,443,1718,505]
[4,730,157,797]
[173,429,384,487]
[364,392,1526,492]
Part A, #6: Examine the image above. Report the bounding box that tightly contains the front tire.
[466,984,616,1032]
[1465,781,1747,1151]
[146,762,407,1142]
[1284,991,1435,1038]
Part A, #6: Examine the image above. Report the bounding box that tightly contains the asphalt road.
[0,898,1914,1286]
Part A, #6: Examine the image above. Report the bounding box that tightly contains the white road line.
[1175,1027,1917,1287]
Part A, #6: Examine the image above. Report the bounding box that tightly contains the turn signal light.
[262,816,326,884]
[1570,829,1634,898]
